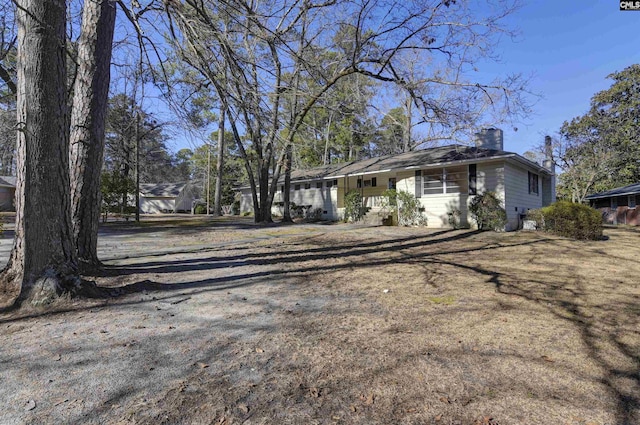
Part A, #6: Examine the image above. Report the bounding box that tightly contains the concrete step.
[360,207,392,226]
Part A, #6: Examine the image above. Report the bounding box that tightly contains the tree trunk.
[404,95,412,152]
[134,108,141,221]
[257,157,273,223]
[282,144,292,222]
[1,0,78,306]
[323,113,333,165]
[69,0,116,269]
[213,107,224,216]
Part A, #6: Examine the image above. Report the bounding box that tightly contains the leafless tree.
[162,0,531,223]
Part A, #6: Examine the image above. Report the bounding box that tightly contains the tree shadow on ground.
[97,215,297,236]
[1,226,637,423]
[427,252,640,424]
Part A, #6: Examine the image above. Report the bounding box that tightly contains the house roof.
[285,144,551,183]
[585,182,640,200]
[0,176,16,187]
[140,182,188,197]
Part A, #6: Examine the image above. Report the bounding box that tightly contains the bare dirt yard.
[0,216,639,425]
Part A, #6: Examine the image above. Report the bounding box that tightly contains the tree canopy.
[162,0,532,222]
[556,64,640,202]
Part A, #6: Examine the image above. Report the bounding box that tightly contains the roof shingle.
[585,182,640,199]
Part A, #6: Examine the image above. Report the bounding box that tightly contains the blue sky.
[155,1,640,156]
[488,1,640,154]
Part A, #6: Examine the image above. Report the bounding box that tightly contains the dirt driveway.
[0,217,638,424]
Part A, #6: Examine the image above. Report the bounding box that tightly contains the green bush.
[396,190,427,226]
[194,204,207,214]
[344,190,364,222]
[380,189,398,208]
[378,189,426,226]
[538,201,602,240]
[469,192,507,231]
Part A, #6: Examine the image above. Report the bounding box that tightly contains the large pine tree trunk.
[69,0,116,270]
[2,0,79,306]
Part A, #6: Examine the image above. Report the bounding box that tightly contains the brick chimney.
[543,135,554,173]
[542,135,556,205]
[474,128,504,151]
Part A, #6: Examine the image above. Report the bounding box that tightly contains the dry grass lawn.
[0,219,638,424]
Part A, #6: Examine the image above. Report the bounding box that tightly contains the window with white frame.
[422,166,466,195]
[423,170,444,195]
[444,166,466,194]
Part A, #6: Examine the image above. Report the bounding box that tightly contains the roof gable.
[140,182,188,197]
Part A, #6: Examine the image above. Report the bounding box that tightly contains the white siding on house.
[175,196,192,212]
[175,184,201,212]
[140,198,175,214]
[395,170,415,194]
[396,170,470,228]
[285,184,337,218]
[240,190,253,214]
[503,162,544,231]
[420,194,470,228]
[477,161,505,196]
[242,183,339,219]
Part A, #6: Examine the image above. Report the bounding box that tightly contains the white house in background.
[0,176,16,211]
[239,129,556,230]
[139,182,201,214]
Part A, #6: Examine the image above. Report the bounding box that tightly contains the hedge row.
[529,201,602,240]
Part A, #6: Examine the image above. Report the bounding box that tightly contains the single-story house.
[586,182,640,226]
[0,176,16,211]
[140,182,202,214]
[240,129,556,230]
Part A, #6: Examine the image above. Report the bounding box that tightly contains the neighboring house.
[239,129,556,230]
[139,182,202,214]
[0,176,16,211]
[586,183,640,226]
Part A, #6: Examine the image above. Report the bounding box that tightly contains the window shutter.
[415,170,422,198]
[468,164,477,195]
